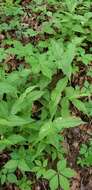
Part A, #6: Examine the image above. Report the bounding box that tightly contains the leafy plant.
[78,140,92,167]
[0,0,92,189]
[44,159,76,190]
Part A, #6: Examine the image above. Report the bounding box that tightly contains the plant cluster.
[0,0,92,189]
[78,140,92,167]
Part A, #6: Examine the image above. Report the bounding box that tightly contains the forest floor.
[0,0,92,190]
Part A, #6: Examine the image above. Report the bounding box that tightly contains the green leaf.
[71,99,88,115]
[61,42,76,79]
[8,134,26,144]
[57,159,67,172]
[47,133,60,150]
[1,175,6,185]
[31,166,39,173]
[18,160,31,172]
[85,101,92,116]
[35,142,46,159]
[39,121,54,140]
[4,160,18,170]
[66,87,90,99]
[44,169,56,180]
[65,0,77,12]
[0,101,9,118]
[61,97,70,118]
[0,115,31,127]
[62,168,76,178]
[0,82,17,96]
[6,69,31,87]
[59,175,70,190]
[50,175,58,190]
[0,139,12,151]
[7,173,17,183]
[11,86,37,114]
[39,54,52,79]
[41,22,54,34]
[49,77,68,117]
[51,77,68,102]
[49,40,63,64]
[53,117,84,131]
[35,160,42,167]
[40,62,52,79]
[86,153,92,165]
[43,159,48,167]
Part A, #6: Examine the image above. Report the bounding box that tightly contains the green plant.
[78,140,92,167]
[44,159,76,190]
[0,68,83,189]
[0,168,32,190]
[0,0,92,189]
[18,177,32,190]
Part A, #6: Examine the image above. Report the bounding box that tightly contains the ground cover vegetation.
[0,0,92,189]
